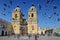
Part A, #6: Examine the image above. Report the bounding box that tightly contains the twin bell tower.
[12,4,38,35]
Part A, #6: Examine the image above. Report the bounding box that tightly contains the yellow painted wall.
[27,6,38,34]
[37,27,42,34]
[12,7,23,34]
[28,23,38,34]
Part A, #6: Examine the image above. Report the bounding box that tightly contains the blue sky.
[0,0,60,28]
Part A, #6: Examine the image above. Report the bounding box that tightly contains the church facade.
[12,4,41,35]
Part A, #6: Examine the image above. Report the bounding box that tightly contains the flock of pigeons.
[0,0,60,21]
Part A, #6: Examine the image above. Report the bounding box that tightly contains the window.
[31,13,34,17]
[15,14,18,18]
[16,9,17,11]
[32,8,33,10]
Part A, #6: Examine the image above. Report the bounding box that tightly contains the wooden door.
[21,29,26,35]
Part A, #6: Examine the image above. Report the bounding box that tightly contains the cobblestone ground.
[0,35,60,40]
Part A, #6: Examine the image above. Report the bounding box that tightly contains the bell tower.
[28,4,38,34]
[12,6,23,34]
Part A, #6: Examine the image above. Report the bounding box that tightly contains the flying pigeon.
[53,12,59,16]
[23,1,26,4]
[57,18,60,21]
[53,5,57,10]
[4,2,7,7]
[3,13,6,16]
[54,12,56,15]
[38,4,42,10]
[1,13,6,16]
[10,0,12,5]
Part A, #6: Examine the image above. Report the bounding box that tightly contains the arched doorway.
[41,32,43,35]
[21,29,26,35]
[5,31,7,36]
[1,30,4,36]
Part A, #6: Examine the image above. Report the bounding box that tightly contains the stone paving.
[0,35,60,40]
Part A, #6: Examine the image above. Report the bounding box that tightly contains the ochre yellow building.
[12,4,41,35]
[12,6,24,34]
[27,4,38,34]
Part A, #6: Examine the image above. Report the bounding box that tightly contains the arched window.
[32,8,33,10]
[1,30,4,36]
[31,13,34,17]
[16,9,17,11]
[15,14,18,18]
[5,31,7,36]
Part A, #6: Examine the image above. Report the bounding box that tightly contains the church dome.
[29,4,36,12]
[14,6,21,12]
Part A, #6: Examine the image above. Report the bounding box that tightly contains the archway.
[1,30,4,36]
[41,32,43,35]
[5,31,7,36]
[21,29,26,35]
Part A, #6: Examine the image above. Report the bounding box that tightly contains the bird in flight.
[57,18,60,21]
[23,1,26,4]
[38,4,42,10]
[10,0,12,5]
[53,5,57,10]
[4,2,7,7]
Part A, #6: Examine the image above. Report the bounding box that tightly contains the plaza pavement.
[0,35,60,40]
